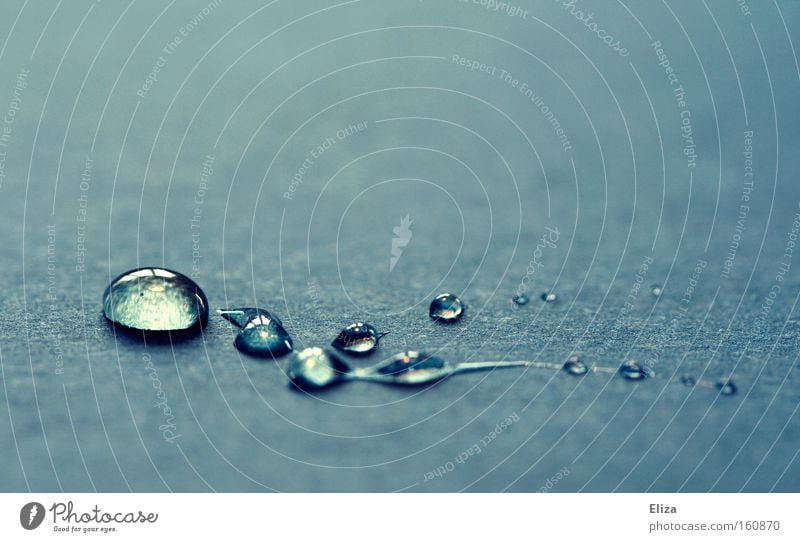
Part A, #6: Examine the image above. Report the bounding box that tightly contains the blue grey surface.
[1,0,799,492]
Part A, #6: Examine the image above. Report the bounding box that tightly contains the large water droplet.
[102,267,208,331]
[220,308,292,358]
[541,291,557,302]
[512,294,529,306]
[618,360,651,380]
[563,355,588,376]
[429,293,464,322]
[287,347,352,390]
[331,322,387,355]
[716,379,737,396]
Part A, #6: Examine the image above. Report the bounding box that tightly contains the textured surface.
[1,1,799,492]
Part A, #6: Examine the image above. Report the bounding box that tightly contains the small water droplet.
[332,322,387,355]
[430,293,464,322]
[371,351,453,385]
[220,308,292,358]
[512,294,529,306]
[680,375,696,387]
[103,267,208,331]
[563,355,588,376]
[287,347,352,390]
[651,284,663,297]
[619,360,651,380]
[541,291,557,302]
[715,379,737,396]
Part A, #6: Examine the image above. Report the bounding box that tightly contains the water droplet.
[430,293,464,322]
[715,379,737,396]
[651,284,663,297]
[618,360,651,380]
[541,291,557,302]
[220,308,292,358]
[331,322,387,355]
[680,375,696,387]
[102,267,208,331]
[563,355,588,376]
[512,294,529,306]
[287,347,352,390]
[371,351,453,385]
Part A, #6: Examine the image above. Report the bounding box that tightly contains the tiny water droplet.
[563,355,588,376]
[512,294,529,306]
[680,375,696,387]
[716,379,737,396]
[102,267,208,331]
[331,322,387,355]
[651,284,663,297]
[541,291,557,302]
[430,293,464,322]
[287,347,352,390]
[220,308,292,358]
[619,360,651,380]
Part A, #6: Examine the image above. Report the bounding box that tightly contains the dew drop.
[715,379,737,396]
[651,284,663,297]
[102,267,208,331]
[541,291,557,303]
[220,308,293,358]
[563,355,588,376]
[680,375,696,387]
[512,294,529,306]
[619,360,651,380]
[287,347,352,390]
[429,293,464,322]
[331,322,387,355]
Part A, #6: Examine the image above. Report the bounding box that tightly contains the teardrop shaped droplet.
[563,355,588,376]
[331,322,387,355]
[512,294,529,306]
[102,267,208,331]
[219,307,282,328]
[220,308,292,358]
[369,351,454,385]
[541,291,557,302]
[429,293,464,322]
[618,360,651,380]
[287,347,352,390]
[715,379,737,396]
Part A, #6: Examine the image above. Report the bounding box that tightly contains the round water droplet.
[287,347,352,390]
[563,355,588,376]
[716,379,737,396]
[651,284,663,297]
[680,375,696,387]
[102,267,208,331]
[618,360,651,380]
[541,291,557,302]
[331,322,387,355]
[429,293,464,322]
[512,294,529,306]
[220,308,292,358]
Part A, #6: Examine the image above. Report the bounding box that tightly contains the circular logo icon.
[20,502,45,530]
